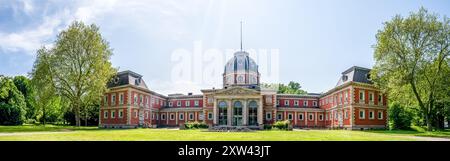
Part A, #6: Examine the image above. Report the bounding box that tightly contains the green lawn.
[0,125,449,141]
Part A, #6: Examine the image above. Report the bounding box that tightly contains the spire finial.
[240,20,243,51]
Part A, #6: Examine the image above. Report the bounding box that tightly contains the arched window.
[233,101,243,126]
[218,101,227,125]
[248,101,258,126]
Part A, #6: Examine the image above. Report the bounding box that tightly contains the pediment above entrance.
[214,86,260,96]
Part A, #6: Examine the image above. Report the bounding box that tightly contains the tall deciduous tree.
[0,76,27,125]
[31,21,116,126]
[371,8,450,131]
[13,76,36,120]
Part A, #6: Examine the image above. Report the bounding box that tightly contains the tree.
[389,102,413,130]
[371,7,450,131]
[13,76,36,121]
[30,21,117,126]
[262,81,308,94]
[0,76,27,125]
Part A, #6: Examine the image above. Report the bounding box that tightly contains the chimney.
[188,92,193,96]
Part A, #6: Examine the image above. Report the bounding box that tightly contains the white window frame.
[152,113,155,120]
[369,110,375,119]
[378,94,383,105]
[303,101,308,107]
[179,113,184,120]
[145,111,149,119]
[344,91,348,104]
[208,112,213,120]
[194,100,199,106]
[288,113,293,120]
[276,100,280,106]
[134,94,138,105]
[277,113,282,120]
[313,101,317,106]
[298,113,304,120]
[309,113,314,121]
[119,110,123,118]
[294,100,299,106]
[104,95,108,106]
[378,111,383,120]
[359,109,365,119]
[186,101,190,107]
[284,100,289,106]
[266,112,272,120]
[104,111,108,119]
[319,114,323,121]
[170,113,175,120]
[135,110,138,118]
[369,92,374,103]
[189,113,194,120]
[359,90,365,101]
[161,113,166,120]
[119,93,124,105]
[111,94,116,106]
[344,110,348,119]
[111,111,115,118]
[169,102,173,107]
[140,95,144,106]
[177,101,181,107]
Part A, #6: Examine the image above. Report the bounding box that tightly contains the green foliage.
[371,7,450,131]
[272,120,292,130]
[389,102,413,130]
[262,81,307,94]
[30,21,117,126]
[184,121,208,129]
[0,76,27,125]
[263,124,273,130]
[13,76,36,120]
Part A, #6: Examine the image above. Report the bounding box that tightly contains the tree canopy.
[262,81,308,95]
[371,7,450,131]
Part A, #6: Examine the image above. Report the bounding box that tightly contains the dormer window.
[342,75,348,81]
[366,73,371,80]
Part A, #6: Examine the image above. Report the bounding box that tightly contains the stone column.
[166,112,169,125]
[213,99,217,125]
[304,111,307,126]
[243,99,247,126]
[228,99,232,126]
[258,98,263,125]
[175,111,178,125]
[315,112,318,126]
[294,111,297,127]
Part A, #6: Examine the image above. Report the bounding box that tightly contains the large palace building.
[99,51,387,130]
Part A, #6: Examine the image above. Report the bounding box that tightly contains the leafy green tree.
[371,8,450,131]
[389,102,413,130]
[13,76,36,121]
[31,21,117,126]
[0,76,27,125]
[262,81,307,94]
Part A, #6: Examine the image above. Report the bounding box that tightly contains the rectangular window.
[208,97,213,104]
[369,92,374,102]
[134,94,138,105]
[378,94,383,105]
[170,113,175,120]
[303,101,308,107]
[111,111,115,118]
[378,111,383,120]
[319,114,323,121]
[299,113,304,120]
[119,110,123,118]
[284,100,289,106]
[151,97,155,104]
[179,113,184,120]
[169,102,173,107]
[104,95,108,106]
[276,100,280,106]
[104,111,108,119]
[199,112,204,120]
[359,109,365,119]
[145,112,148,119]
[152,113,155,120]
[369,111,374,119]
[288,113,293,120]
[140,95,143,105]
[189,113,194,120]
[135,110,138,118]
[208,113,213,120]
[119,93,124,105]
[194,100,199,106]
[344,91,348,103]
[344,110,348,119]
[266,112,272,120]
[111,94,116,106]
[309,114,314,121]
[339,93,342,105]
[177,101,181,107]
[313,101,317,106]
[277,113,282,120]
[186,101,190,107]
[359,90,365,101]
[294,100,299,106]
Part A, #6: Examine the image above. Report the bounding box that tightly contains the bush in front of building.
[184,121,209,129]
[389,102,413,130]
[272,120,292,130]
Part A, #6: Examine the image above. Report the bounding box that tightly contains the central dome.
[223,51,260,88]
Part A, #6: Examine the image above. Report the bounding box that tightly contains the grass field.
[0,125,449,141]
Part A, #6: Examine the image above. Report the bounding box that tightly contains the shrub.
[263,124,273,130]
[273,120,292,130]
[389,102,413,130]
[184,121,208,129]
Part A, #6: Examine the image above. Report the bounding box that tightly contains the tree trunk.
[74,101,81,127]
[426,113,432,131]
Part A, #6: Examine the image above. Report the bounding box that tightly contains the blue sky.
[0,0,449,95]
